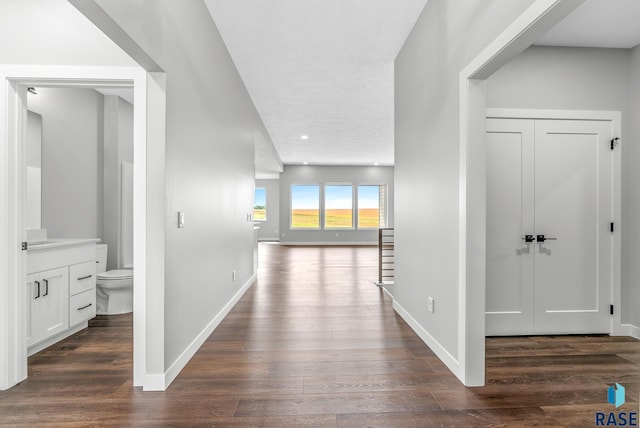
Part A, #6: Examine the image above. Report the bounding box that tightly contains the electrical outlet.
[232,270,236,282]
[428,297,434,313]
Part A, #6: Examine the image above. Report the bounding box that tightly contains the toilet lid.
[97,269,133,280]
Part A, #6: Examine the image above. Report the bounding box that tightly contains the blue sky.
[325,185,352,209]
[358,185,380,209]
[291,185,380,210]
[254,188,266,207]
[292,185,320,209]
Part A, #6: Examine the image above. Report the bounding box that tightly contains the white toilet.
[95,244,133,315]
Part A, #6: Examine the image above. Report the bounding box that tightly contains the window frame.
[356,183,387,229]
[323,183,355,230]
[290,183,322,230]
[253,187,267,222]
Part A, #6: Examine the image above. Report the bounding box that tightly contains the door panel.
[41,267,69,339]
[533,120,611,334]
[486,117,612,336]
[486,119,535,335]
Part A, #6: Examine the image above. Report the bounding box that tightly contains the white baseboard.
[379,285,395,300]
[142,374,166,392]
[157,273,256,391]
[279,241,376,246]
[28,321,87,357]
[623,323,640,340]
[393,300,462,382]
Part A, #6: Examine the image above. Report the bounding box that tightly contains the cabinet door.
[26,273,43,347]
[40,267,69,341]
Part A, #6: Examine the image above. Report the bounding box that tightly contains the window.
[358,185,385,228]
[324,185,353,228]
[254,188,266,221]
[291,184,320,229]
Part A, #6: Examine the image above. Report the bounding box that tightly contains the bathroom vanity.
[26,238,99,356]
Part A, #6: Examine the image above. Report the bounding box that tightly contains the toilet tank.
[96,244,108,274]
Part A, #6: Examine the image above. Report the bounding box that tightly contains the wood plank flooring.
[1,243,638,426]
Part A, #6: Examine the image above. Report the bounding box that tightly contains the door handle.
[522,235,535,243]
[34,281,40,299]
[537,234,557,243]
[42,278,49,297]
[77,303,93,311]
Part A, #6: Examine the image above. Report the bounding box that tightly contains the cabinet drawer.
[69,261,96,295]
[69,288,96,326]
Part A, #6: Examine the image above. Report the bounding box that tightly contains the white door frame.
[458,0,587,386]
[486,108,622,336]
[0,65,167,391]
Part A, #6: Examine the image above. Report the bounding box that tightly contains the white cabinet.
[68,260,96,326]
[26,241,97,355]
[26,267,69,348]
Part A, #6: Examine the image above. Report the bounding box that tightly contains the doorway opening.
[458,0,625,386]
[0,65,166,391]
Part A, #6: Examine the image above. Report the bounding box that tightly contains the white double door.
[486,118,613,336]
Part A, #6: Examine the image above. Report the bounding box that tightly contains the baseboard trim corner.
[161,273,257,390]
[142,373,167,391]
[392,300,462,381]
[625,323,640,340]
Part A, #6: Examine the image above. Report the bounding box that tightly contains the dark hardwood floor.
[1,243,638,426]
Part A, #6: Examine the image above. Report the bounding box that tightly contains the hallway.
[0,243,638,426]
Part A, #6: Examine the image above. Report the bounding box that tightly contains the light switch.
[178,211,185,228]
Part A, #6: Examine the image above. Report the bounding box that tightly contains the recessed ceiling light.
[301,135,309,140]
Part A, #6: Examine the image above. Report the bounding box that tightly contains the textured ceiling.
[204,0,428,166]
[535,0,640,48]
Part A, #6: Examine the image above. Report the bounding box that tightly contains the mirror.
[26,110,42,230]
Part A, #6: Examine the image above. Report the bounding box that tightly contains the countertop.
[27,238,100,253]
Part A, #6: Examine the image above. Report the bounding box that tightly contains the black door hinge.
[21,242,27,251]
[610,222,615,233]
[611,138,620,150]
[610,304,614,315]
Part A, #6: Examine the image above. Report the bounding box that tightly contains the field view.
[358,208,380,228]
[291,208,379,228]
[291,209,320,228]
[325,209,353,228]
[253,207,266,221]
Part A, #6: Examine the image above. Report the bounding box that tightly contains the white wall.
[94,0,276,370]
[255,179,280,241]
[628,44,640,330]
[0,0,134,67]
[394,0,536,371]
[487,46,629,111]
[486,45,634,328]
[279,165,394,245]
[27,87,105,240]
